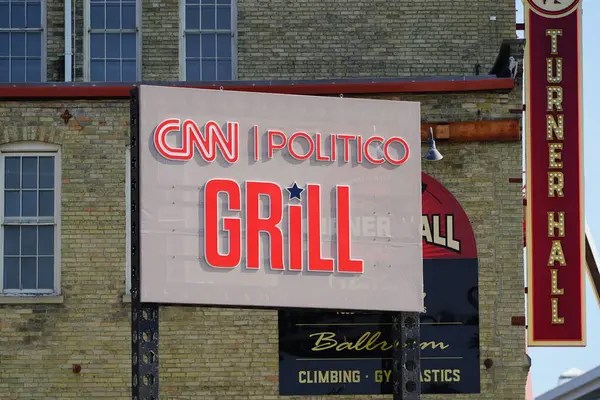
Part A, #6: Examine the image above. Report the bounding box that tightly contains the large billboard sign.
[278,172,480,395]
[136,85,423,311]
[525,0,586,346]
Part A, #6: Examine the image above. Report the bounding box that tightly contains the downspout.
[64,0,72,81]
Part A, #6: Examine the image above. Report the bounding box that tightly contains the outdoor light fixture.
[424,127,443,161]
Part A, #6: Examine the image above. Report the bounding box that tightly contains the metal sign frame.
[131,89,161,399]
[129,87,421,400]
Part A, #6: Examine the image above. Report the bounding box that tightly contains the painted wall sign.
[524,0,586,346]
[137,85,423,311]
[278,172,480,395]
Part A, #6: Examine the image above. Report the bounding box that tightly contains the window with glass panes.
[183,0,234,81]
[0,0,44,82]
[88,0,138,82]
[1,152,58,293]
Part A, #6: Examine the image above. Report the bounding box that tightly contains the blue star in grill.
[286,182,304,201]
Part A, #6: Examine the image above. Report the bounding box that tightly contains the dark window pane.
[21,156,37,188]
[0,32,8,56]
[106,4,120,29]
[122,60,136,81]
[11,3,26,28]
[0,59,8,82]
[38,190,54,217]
[3,257,19,289]
[216,6,230,30]
[122,3,136,29]
[21,257,36,289]
[90,4,105,29]
[21,190,37,216]
[10,58,25,82]
[26,32,41,57]
[185,5,200,30]
[21,226,36,256]
[106,60,120,81]
[106,33,120,59]
[90,33,105,58]
[3,226,20,256]
[5,157,21,189]
[38,226,54,256]
[187,0,200,4]
[26,58,41,82]
[38,257,53,289]
[11,32,26,57]
[202,59,216,80]
[217,59,231,80]
[185,34,200,58]
[217,0,230,4]
[201,5,215,29]
[91,59,105,81]
[186,59,200,81]
[0,5,8,28]
[39,157,54,189]
[4,191,20,216]
[26,3,41,28]
[121,34,136,58]
[201,34,215,58]
[216,33,230,58]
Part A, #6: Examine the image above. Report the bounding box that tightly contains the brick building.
[0,0,528,398]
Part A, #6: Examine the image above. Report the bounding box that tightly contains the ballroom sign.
[278,172,480,395]
[137,85,423,311]
[524,0,586,346]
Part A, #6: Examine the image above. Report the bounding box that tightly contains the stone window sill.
[0,295,64,304]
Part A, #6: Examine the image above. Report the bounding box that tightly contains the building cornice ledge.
[0,75,515,100]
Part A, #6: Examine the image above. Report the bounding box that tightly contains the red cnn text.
[153,118,239,162]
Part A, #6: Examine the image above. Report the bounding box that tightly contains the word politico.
[203,179,364,273]
[153,119,410,165]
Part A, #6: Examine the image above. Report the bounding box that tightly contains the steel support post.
[392,312,421,400]
[130,89,160,400]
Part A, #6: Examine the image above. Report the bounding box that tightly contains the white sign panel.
[137,85,423,311]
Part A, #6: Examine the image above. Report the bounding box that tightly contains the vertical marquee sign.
[525,0,586,346]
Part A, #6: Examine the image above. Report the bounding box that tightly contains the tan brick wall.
[43,0,516,82]
[141,0,181,81]
[0,87,526,399]
[236,0,516,80]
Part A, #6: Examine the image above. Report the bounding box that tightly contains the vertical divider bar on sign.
[130,87,160,400]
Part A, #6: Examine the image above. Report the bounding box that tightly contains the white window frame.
[125,144,131,294]
[179,0,238,81]
[83,0,142,82]
[0,141,61,296]
[0,0,48,83]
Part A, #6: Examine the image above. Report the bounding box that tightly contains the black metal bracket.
[392,312,421,400]
[130,88,160,400]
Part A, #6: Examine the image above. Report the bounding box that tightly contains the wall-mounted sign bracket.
[130,90,160,400]
[393,312,421,400]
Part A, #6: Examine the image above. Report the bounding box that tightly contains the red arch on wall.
[421,172,478,260]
